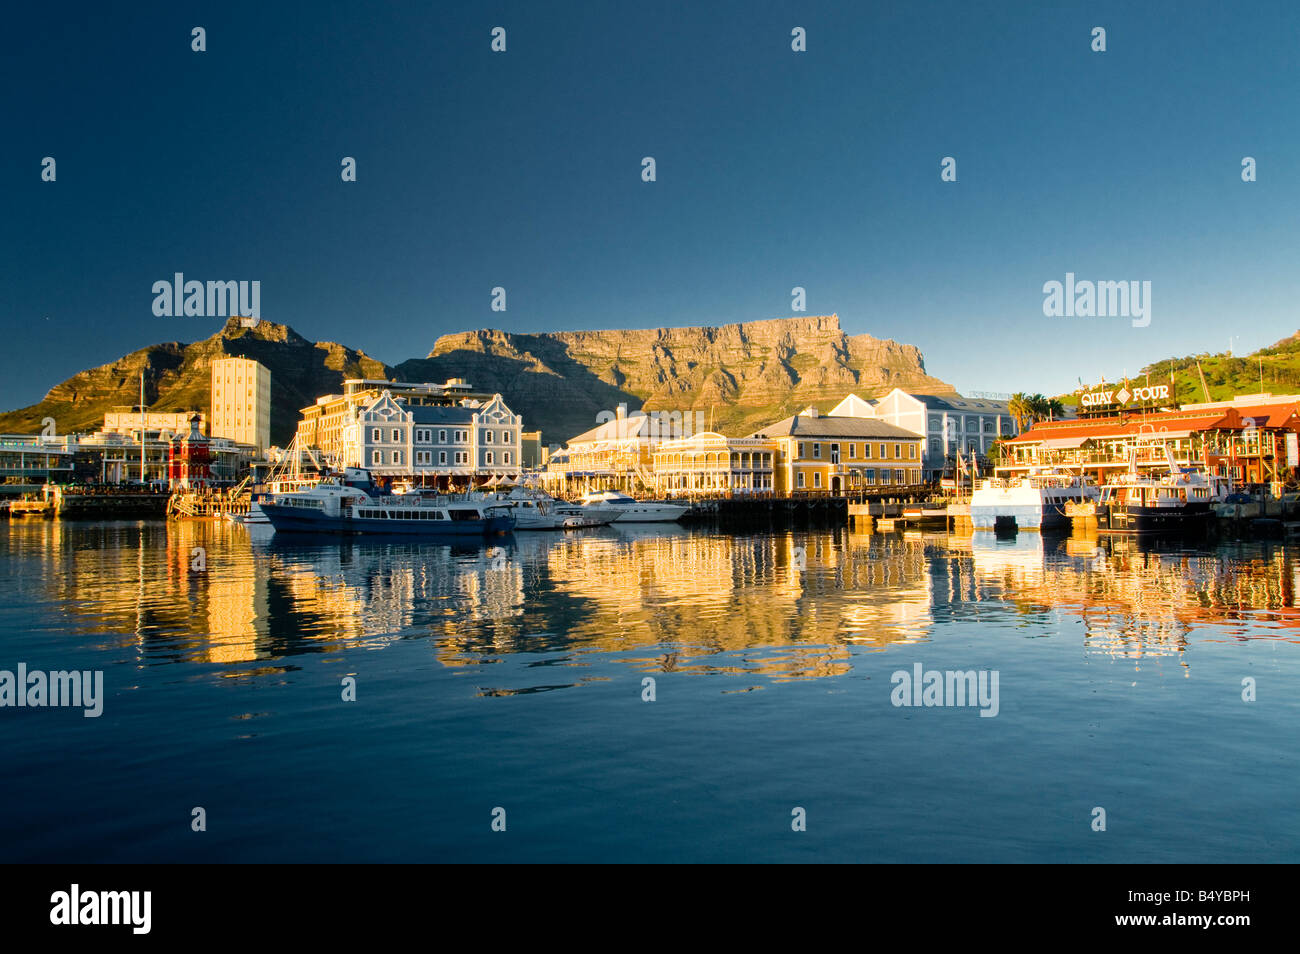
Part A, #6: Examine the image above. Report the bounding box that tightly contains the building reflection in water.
[3,517,1296,685]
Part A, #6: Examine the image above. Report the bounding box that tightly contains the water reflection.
[4,519,1297,686]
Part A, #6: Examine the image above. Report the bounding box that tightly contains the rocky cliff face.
[0,318,389,444]
[2,314,952,447]
[397,315,953,441]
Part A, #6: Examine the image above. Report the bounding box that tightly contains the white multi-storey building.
[340,390,523,482]
[832,389,1018,480]
[210,357,271,455]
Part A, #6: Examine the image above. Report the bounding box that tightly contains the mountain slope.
[1,314,953,447]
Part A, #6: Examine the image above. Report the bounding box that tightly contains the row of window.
[370,427,517,445]
[928,415,1014,436]
[796,468,919,488]
[797,442,918,461]
[370,450,513,467]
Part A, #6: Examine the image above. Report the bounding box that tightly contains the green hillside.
[1057,331,1300,407]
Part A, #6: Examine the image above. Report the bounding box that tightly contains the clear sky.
[3,0,1298,411]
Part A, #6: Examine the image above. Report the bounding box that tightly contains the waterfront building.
[543,406,659,495]
[0,437,77,494]
[297,378,492,466]
[337,389,522,484]
[210,357,271,455]
[831,389,1017,480]
[520,430,543,469]
[1000,398,1300,486]
[102,408,207,437]
[746,406,924,493]
[650,432,777,496]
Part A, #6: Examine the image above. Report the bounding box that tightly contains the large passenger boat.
[261,480,515,536]
[970,469,1099,531]
[1097,450,1230,534]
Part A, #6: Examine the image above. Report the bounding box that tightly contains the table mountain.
[1,314,952,447]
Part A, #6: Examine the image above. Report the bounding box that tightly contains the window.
[503,452,511,465]
[485,452,494,465]
[392,428,401,443]
[983,419,994,433]
[797,472,805,488]
[371,450,381,465]
[372,428,382,442]
[928,416,943,432]
[439,429,447,443]
[439,451,447,465]
[485,430,494,444]
[965,416,978,432]
[863,444,872,459]
[848,444,856,459]
[797,442,805,459]
[908,444,917,459]
[894,443,901,459]
[813,472,822,489]
[813,443,821,459]
[500,430,509,444]
[864,468,875,484]
[455,429,467,443]
[879,444,886,458]
[392,451,402,465]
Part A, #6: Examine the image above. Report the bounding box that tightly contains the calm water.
[1,518,1297,862]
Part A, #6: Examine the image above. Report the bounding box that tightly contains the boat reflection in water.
[4,518,1298,689]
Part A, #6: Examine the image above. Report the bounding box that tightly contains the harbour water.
[1,519,1297,862]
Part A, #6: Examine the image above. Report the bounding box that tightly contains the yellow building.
[210,357,271,455]
[746,406,923,493]
[651,432,778,496]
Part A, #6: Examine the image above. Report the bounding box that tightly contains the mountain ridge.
[1,314,954,447]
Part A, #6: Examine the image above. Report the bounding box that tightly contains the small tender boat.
[576,489,689,523]
[261,480,515,536]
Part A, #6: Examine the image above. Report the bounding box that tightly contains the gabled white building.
[830,389,1017,479]
[339,391,523,480]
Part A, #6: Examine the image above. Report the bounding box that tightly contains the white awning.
[1041,436,1092,450]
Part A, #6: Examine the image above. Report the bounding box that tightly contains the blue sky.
[3,0,1298,411]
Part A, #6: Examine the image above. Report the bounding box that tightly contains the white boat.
[970,468,1099,531]
[261,480,515,536]
[474,487,619,530]
[576,489,689,523]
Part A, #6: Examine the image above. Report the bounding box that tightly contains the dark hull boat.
[260,480,515,537]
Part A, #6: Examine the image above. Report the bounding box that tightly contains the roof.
[1006,410,1246,445]
[747,413,922,440]
[903,393,1012,413]
[565,414,654,446]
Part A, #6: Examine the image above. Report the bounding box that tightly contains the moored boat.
[1097,450,1229,534]
[474,487,619,529]
[261,480,515,536]
[576,489,689,523]
[970,469,1099,532]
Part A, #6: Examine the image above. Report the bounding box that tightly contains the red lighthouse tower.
[167,414,213,489]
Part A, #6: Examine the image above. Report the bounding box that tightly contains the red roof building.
[998,403,1300,486]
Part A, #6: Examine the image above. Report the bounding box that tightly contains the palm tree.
[1008,393,1032,431]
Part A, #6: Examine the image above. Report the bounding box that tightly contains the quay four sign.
[1080,383,1170,409]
